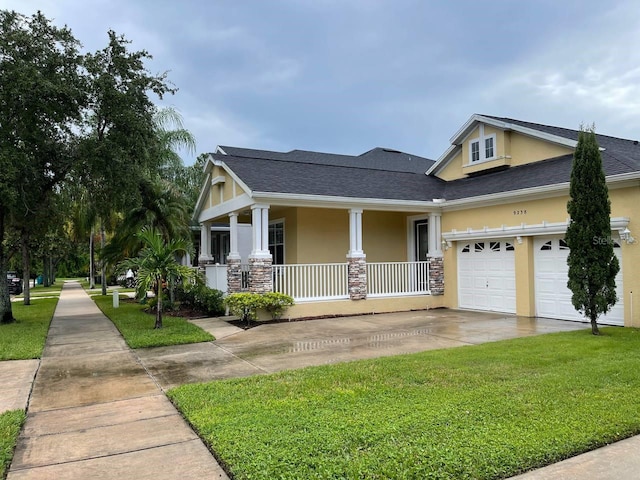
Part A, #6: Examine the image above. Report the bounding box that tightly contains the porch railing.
[204,264,228,292]
[204,263,250,293]
[367,261,431,297]
[272,263,349,301]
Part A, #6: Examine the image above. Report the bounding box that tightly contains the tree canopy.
[0,10,86,322]
[0,9,197,322]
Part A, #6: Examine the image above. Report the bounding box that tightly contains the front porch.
[199,205,445,319]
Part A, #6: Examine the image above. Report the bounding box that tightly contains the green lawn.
[169,327,640,480]
[0,298,58,360]
[93,295,214,348]
[0,410,25,479]
[14,281,64,299]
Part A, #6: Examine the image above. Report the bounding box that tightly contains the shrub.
[224,293,263,324]
[261,292,294,319]
[175,281,225,317]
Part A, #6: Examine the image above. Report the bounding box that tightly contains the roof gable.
[428,114,581,178]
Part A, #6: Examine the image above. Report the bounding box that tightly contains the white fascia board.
[442,183,571,211]
[426,144,458,175]
[191,157,215,222]
[192,156,254,222]
[252,191,441,213]
[440,172,640,211]
[215,146,227,155]
[211,159,254,200]
[443,217,630,242]
[197,194,253,223]
[449,114,485,144]
[468,115,579,149]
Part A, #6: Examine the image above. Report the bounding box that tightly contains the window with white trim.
[471,140,480,162]
[469,132,497,163]
[268,221,285,265]
[485,136,494,159]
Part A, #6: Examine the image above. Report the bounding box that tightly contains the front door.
[415,221,429,261]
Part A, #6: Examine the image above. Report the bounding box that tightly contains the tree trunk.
[89,227,95,289]
[590,316,600,335]
[50,256,55,284]
[21,229,31,306]
[155,282,163,329]
[42,256,50,287]
[0,208,15,324]
[100,221,107,296]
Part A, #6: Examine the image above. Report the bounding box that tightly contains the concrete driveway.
[136,309,587,391]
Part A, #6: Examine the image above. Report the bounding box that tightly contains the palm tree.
[101,177,191,266]
[120,227,196,329]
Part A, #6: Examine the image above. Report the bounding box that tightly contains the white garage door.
[534,236,623,326]
[458,240,516,313]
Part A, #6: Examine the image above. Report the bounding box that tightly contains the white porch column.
[250,204,271,258]
[248,204,272,294]
[348,209,365,257]
[347,209,366,300]
[198,221,213,263]
[228,212,241,261]
[428,212,443,258]
[262,207,269,255]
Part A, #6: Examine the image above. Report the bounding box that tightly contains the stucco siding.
[295,208,349,264]
[363,211,408,262]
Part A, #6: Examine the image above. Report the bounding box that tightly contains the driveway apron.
[7,281,227,480]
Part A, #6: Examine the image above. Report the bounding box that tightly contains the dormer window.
[469,125,497,163]
[485,136,494,159]
[471,141,480,162]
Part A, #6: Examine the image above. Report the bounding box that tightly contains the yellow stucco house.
[193,114,640,327]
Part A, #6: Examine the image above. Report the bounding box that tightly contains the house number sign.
[513,209,527,215]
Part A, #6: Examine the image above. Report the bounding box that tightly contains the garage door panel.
[534,236,623,326]
[458,240,516,314]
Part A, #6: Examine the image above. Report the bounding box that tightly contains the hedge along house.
[193,114,640,326]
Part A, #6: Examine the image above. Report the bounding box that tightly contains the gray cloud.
[4,0,639,163]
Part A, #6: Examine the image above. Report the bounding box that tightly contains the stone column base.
[428,256,444,295]
[249,256,273,294]
[347,255,367,300]
[227,258,243,294]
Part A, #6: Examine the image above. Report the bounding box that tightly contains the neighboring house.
[193,114,640,326]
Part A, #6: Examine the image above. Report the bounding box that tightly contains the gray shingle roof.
[219,146,435,174]
[217,152,446,201]
[215,117,640,204]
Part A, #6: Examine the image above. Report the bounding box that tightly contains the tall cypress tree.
[566,127,619,335]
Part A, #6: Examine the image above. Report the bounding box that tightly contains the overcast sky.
[4,0,640,164]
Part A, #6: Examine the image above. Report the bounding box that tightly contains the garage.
[534,236,623,326]
[458,239,516,313]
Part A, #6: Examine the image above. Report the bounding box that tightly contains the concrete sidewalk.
[7,281,227,480]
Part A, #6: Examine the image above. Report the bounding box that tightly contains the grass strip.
[14,281,64,299]
[93,295,214,348]
[0,410,25,478]
[169,327,640,480]
[0,298,57,360]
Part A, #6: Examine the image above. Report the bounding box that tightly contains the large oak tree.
[0,10,85,323]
